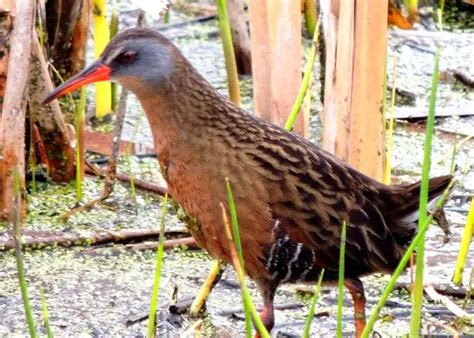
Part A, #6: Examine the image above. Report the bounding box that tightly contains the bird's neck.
[134,64,245,163]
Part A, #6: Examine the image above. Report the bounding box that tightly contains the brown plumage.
[44,28,452,337]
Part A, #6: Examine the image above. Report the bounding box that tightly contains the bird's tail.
[383,175,453,247]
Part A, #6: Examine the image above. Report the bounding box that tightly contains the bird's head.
[43,28,176,104]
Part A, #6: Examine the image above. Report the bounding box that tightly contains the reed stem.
[303,269,324,338]
[216,0,241,105]
[336,221,347,338]
[147,193,169,338]
[225,180,270,338]
[13,169,37,337]
[284,19,320,131]
[410,25,441,338]
[452,200,474,285]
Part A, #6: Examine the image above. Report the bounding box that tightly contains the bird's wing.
[244,127,402,281]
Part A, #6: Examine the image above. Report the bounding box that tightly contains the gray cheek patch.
[139,45,173,86]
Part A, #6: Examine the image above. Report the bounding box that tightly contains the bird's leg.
[189,260,225,316]
[255,281,277,338]
[345,278,366,338]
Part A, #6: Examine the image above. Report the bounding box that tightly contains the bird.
[44,28,452,337]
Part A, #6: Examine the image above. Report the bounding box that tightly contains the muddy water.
[1,3,474,337]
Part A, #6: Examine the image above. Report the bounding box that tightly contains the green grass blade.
[336,221,346,338]
[226,179,245,265]
[452,200,474,285]
[303,0,317,37]
[75,87,86,201]
[226,180,269,338]
[226,179,252,337]
[216,0,241,105]
[361,180,453,338]
[284,19,320,131]
[410,36,441,338]
[404,0,418,20]
[12,169,38,338]
[384,57,397,184]
[147,193,169,338]
[110,10,119,112]
[303,269,325,338]
[40,287,53,338]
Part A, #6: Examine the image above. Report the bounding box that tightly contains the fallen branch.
[394,282,474,299]
[440,68,474,89]
[84,163,168,197]
[452,69,474,88]
[426,319,460,338]
[424,284,474,323]
[117,173,168,196]
[0,227,189,251]
[123,237,198,251]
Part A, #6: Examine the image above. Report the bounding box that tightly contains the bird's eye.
[118,51,137,64]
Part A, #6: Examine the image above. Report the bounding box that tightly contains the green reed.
[40,287,53,338]
[13,168,37,337]
[147,193,169,338]
[216,0,241,105]
[75,87,86,201]
[225,180,270,338]
[410,9,442,337]
[284,19,320,131]
[452,200,473,285]
[303,269,325,338]
[336,221,347,338]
